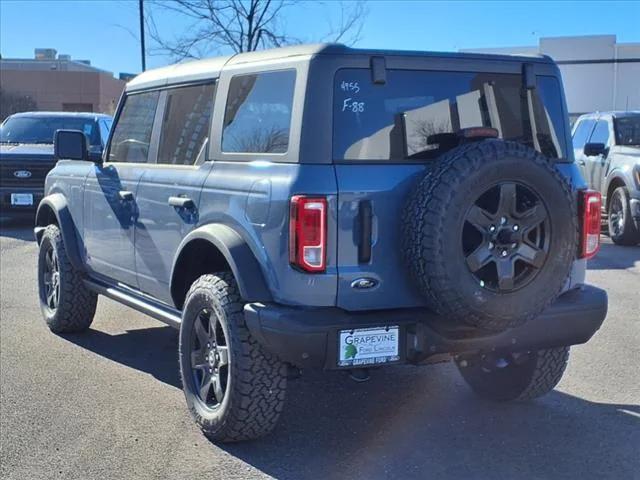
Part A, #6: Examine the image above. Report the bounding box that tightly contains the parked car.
[0,112,112,221]
[572,111,640,245]
[34,44,607,443]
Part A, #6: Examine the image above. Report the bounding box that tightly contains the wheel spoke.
[46,289,55,308]
[496,259,515,290]
[209,315,219,345]
[466,205,494,231]
[212,376,224,402]
[191,349,208,370]
[518,204,546,229]
[217,346,229,367]
[497,183,517,217]
[194,315,210,347]
[198,371,212,401]
[516,243,546,268]
[466,244,493,273]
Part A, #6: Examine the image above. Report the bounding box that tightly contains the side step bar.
[84,278,182,329]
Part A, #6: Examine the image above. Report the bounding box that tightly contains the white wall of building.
[463,35,640,119]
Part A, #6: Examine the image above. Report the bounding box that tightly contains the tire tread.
[181,273,286,442]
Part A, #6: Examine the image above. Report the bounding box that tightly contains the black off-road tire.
[179,273,287,443]
[455,347,570,401]
[608,186,640,246]
[37,224,97,333]
[402,140,578,331]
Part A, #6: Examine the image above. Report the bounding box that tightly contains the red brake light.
[580,190,601,259]
[289,196,327,272]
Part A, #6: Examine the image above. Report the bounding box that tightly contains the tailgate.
[335,164,430,310]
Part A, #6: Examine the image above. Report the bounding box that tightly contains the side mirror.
[54,129,90,161]
[583,142,606,157]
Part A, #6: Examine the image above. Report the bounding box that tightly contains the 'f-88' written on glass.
[342,98,365,113]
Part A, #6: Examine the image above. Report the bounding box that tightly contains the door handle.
[168,196,195,209]
[118,190,134,201]
[577,159,586,166]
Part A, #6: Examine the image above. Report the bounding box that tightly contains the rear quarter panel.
[197,162,338,306]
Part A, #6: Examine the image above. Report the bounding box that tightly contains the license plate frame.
[337,326,400,367]
[10,193,34,206]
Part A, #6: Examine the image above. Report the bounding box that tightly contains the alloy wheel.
[190,309,230,409]
[609,191,624,237]
[43,246,60,310]
[462,182,551,292]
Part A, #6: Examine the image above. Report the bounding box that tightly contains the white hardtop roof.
[126,42,552,92]
[126,44,333,92]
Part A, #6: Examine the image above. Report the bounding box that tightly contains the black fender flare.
[34,193,84,270]
[170,224,273,304]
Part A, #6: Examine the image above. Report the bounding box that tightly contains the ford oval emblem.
[13,170,32,179]
[351,278,378,290]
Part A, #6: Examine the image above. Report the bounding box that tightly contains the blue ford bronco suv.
[35,44,608,442]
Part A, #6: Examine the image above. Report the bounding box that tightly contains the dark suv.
[34,44,608,442]
[0,112,112,221]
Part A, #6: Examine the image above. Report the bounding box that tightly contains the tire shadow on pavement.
[0,220,35,242]
[55,326,638,479]
[588,241,639,270]
[59,326,181,389]
[221,365,640,480]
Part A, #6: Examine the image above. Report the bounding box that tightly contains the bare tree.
[0,89,37,121]
[145,0,367,60]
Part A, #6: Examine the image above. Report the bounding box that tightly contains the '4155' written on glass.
[340,81,360,93]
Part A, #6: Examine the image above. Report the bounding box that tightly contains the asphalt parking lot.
[1,220,638,480]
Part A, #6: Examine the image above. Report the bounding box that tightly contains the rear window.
[333,69,567,161]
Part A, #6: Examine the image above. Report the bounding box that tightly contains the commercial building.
[462,35,640,122]
[0,48,127,119]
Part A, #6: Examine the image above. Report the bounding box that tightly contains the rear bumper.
[244,285,608,370]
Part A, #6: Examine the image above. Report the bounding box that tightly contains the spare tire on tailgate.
[402,140,578,331]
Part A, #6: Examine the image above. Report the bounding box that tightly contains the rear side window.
[614,116,640,146]
[157,83,215,165]
[589,120,610,146]
[572,119,596,150]
[333,69,567,161]
[222,70,295,154]
[108,91,160,163]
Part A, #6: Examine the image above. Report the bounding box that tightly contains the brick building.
[0,48,128,119]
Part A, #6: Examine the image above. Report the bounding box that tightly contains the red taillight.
[580,190,601,259]
[289,196,327,272]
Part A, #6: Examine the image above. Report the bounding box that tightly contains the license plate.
[338,326,400,367]
[10,193,33,206]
